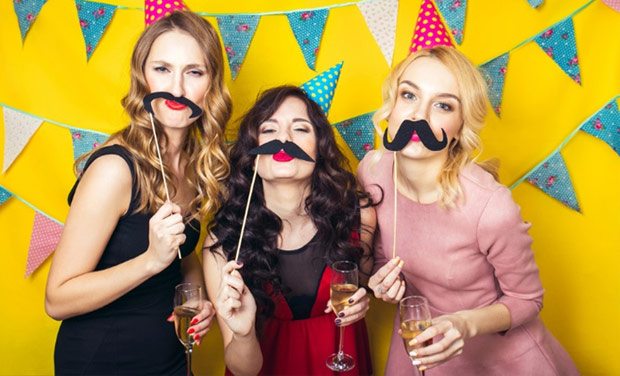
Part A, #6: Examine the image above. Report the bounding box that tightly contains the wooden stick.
[234,155,260,262]
[392,152,397,259]
[149,113,182,260]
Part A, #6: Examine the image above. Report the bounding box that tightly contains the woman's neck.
[395,153,446,204]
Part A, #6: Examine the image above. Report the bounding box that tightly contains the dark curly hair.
[207,85,373,319]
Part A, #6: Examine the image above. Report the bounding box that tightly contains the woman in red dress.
[204,86,376,375]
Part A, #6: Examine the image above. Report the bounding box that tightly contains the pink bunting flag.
[410,0,455,53]
[145,0,186,26]
[602,0,620,12]
[25,212,63,277]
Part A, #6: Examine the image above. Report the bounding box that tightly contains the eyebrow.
[149,60,206,70]
[263,117,312,124]
[399,80,461,103]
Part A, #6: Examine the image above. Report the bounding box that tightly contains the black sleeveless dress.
[54,145,200,375]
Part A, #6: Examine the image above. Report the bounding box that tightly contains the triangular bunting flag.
[0,187,12,206]
[528,0,544,8]
[334,112,376,161]
[13,0,47,41]
[145,0,186,26]
[75,0,116,60]
[216,15,260,80]
[357,0,398,66]
[301,61,343,116]
[70,128,109,171]
[534,18,581,84]
[602,0,620,12]
[526,152,580,211]
[479,53,510,117]
[434,0,467,45]
[287,9,329,70]
[3,107,43,173]
[410,0,455,52]
[580,100,619,156]
[26,212,64,277]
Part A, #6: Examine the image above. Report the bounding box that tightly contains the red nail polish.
[187,328,195,334]
[190,318,198,325]
[194,334,201,341]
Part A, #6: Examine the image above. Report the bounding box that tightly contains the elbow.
[45,292,70,321]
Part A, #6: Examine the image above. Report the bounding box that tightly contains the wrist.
[141,248,165,276]
[453,310,477,339]
[233,328,257,343]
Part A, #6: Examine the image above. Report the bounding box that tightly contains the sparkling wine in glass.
[174,282,203,376]
[399,295,432,376]
[326,260,358,372]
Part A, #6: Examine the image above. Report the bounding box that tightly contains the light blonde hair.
[373,46,498,207]
[76,11,232,222]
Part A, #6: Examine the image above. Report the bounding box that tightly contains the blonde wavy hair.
[76,11,232,222]
[373,46,498,207]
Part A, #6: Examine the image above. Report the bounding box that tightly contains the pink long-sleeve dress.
[358,151,578,376]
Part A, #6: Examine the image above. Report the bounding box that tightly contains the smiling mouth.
[272,150,294,162]
[164,100,188,111]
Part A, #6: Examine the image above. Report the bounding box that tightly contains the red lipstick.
[273,150,294,162]
[165,100,187,111]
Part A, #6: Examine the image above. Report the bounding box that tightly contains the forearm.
[454,303,511,339]
[224,331,263,376]
[45,250,159,320]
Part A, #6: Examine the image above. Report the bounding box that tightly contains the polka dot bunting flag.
[410,0,455,53]
[145,0,186,26]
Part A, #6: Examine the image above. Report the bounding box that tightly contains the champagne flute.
[399,295,432,376]
[326,261,358,372]
[174,282,203,376]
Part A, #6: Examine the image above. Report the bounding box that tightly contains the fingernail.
[166,314,174,321]
[419,366,427,372]
[392,258,399,264]
[190,318,198,325]
[187,328,195,334]
[194,334,201,341]
[338,312,345,318]
[411,360,422,366]
[237,261,244,267]
[409,350,418,357]
[397,260,405,268]
[410,338,418,345]
[348,298,354,304]
[335,319,342,326]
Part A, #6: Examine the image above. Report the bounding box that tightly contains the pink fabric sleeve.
[476,186,544,330]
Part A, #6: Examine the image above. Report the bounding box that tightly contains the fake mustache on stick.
[143,92,203,119]
[383,119,448,152]
[248,140,315,162]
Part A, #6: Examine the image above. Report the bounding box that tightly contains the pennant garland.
[334,112,376,161]
[26,212,64,277]
[287,9,329,70]
[3,107,43,173]
[70,128,109,171]
[434,0,467,45]
[357,0,398,66]
[479,53,510,117]
[580,99,619,155]
[0,187,12,206]
[526,152,580,211]
[602,0,620,12]
[534,18,581,84]
[217,15,260,80]
[528,0,544,9]
[13,0,47,42]
[75,0,117,60]
[410,0,455,53]
[301,61,343,115]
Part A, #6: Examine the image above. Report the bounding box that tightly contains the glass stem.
[186,346,193,376]
[337,325,345,360]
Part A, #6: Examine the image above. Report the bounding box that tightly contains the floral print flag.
[479,53,510,117]
[70,128,109,171]
[75,0,116,60]
[13,0,48,42]
[287,9,329,70]
[580,99,619,156]
[434,0,467,45]
[534,17,581,84]
[334,112,375,161]
[217,15,260,80]
[0,187,12,207]
[526,152,580,212]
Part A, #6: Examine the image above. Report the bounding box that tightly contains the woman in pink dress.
[358,46,579,375]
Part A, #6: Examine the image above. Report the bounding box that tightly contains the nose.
[277,127,293,142]
[169,72,185,98]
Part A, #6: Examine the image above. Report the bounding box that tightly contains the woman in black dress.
[45,11,231,375]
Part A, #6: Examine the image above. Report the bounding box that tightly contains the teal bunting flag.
[479,53,510,117]
[580,99,619,155]
[13,0,48,41]
[70,128,109,171]
[287,9,329,70]
[434,0,467,44]
[216,15,260,80]
[534,18,581,84]
[0,187,12,206]
[526,152,580,212]
[528,0,544,8]
[334,112,375,161]
[75,0,117,60]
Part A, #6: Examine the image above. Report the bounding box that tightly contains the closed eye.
[154,66,169,73]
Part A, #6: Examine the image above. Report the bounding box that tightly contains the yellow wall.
[0,0,618,374]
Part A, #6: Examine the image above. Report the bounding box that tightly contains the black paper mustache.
[383,119,448,152]
[143,92,203,119]
[249,140,315,162]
